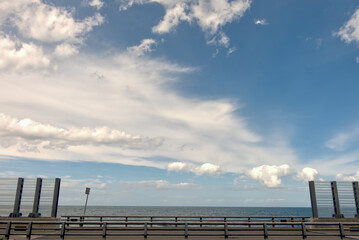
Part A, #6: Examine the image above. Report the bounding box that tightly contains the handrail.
[61,215,309,223]
[0,220,358,240]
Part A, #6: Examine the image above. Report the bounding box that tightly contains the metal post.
[308,181,318,218]
[10,178,24,217]
[51,178,61,218]
[353,181,359,218]
[83,187,90,216]
[29,178,42,217]
[331,181,344,218]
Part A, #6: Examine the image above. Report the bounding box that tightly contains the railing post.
[29,178,42,217]
[51,178,61,218]
[301,222,307,240]
[200,217,202,228]
[26,222,32,240]
[102,222,107,240]
[353,181,359,218]
[184,223,188,239]
[263,223,268,240]
[60,222,65,240]
[144,222,148,240]
[224,222,228,239]
[125,216,128,227]
[5,222,11,240]
[331,181,344,218]
[10,177,24,217]
[339,223,345,239]
[308,181,318,218]
[248,217,251,228]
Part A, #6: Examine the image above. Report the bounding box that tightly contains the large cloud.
[0,113,164,151]
[119,0,251,47]
[337,9,359,45]
[247,164,292,187]
[0,0,104,72]
[0,51,297,171]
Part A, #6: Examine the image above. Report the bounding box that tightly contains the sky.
[0,0,359,207]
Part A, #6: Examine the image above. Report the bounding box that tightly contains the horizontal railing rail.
[0,220,359,239]
[61,215,310,224]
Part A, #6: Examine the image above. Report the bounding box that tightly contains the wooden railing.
[0,220,359,239]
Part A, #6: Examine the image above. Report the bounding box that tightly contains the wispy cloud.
[119,0,252,47]
[0,51,298,173]
[336,8,359,45]
[127,38,157,56]
[119,180,199,190]
[254,18,268,25]
[325,125,359,151]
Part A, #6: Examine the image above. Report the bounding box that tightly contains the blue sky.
[0,0,359,207]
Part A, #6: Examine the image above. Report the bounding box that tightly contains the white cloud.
[127,38,157,56]
[167,162,221,176]
[13,3,104,43]
[295,167,318,182]
[0,1,105,70]
[119,180,198,190]
[152,2,191,33]
[247,164,292,188]
[325,126,359,151]
[337,9,359,45]
[254,19,268,25]
[227,46,237,55]
[0,0,39,25]
[119,0,252,47]
[54,43,79,57]
[62,178,107,189]
[167,162,187,172]
[0,34,50,72]
[193,163,220,176]
[0,52,297,172]
[335,171,359,181]
[88,0,104,10]
[356,56,359,63]
[0,113,164,151]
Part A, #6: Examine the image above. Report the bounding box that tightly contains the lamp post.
[83,187,90,216]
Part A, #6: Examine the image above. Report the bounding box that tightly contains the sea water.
[57,206,312,217]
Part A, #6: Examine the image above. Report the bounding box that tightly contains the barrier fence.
[1,219,359,239]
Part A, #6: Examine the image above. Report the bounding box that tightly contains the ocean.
[57,206,312,217]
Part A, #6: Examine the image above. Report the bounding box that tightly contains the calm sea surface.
[57,206,312,217]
